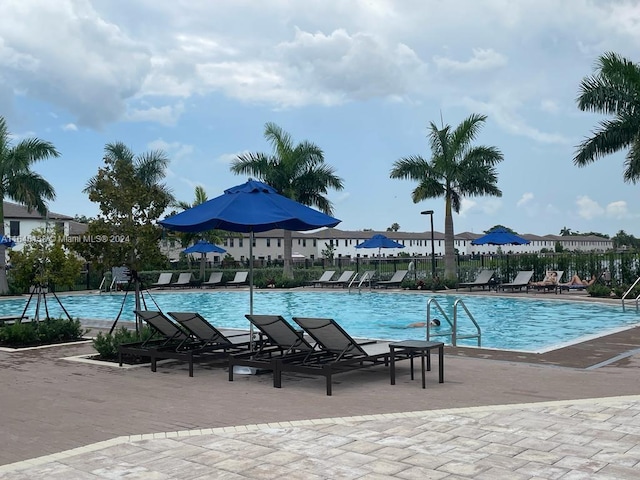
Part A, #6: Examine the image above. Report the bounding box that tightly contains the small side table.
[389,340,444,388]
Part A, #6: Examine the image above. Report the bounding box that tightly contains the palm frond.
[623,138,640,183]
[577,53,640,115]
[450,114,488,155]
[264,122,294,160]
[230,152,271,177]
[135,151,170,186]
[390,155,434,181]
[104,142,134,164]
[574,117,637,165]
[6,171,56,216]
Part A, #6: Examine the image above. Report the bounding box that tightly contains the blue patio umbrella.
[356,234,405,250]
[0,236,15,248]
[471,228,530,246]
[183,240,226,280]
[161,180,341,317]
[355,234,405,272]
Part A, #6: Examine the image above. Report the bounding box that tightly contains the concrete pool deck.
[1,289,640,478]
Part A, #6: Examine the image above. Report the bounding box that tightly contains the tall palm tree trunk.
[444,197,456,279]
[283,230,293,279]
[0,202,8,294]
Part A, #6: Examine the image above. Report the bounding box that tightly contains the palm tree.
[575,52,640,181]
[390,114,503,279]
[171,185,225,247]
[230,122,344,278]
[0,116,59,294]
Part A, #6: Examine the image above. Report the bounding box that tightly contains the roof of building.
[3,201,73,220]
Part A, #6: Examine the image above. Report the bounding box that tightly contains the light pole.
[421,210,436,281]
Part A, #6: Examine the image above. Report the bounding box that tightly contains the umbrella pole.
[200,253,205,280]
[249,230,254,349]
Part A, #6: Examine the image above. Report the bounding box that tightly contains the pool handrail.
[621,277,640,312]
[426,297,481,347]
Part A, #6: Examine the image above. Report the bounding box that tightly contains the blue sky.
[2,0,640,237]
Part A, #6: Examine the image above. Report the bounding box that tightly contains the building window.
[303,239,306,247]
[252,238,256,247]
[277,238,281,247]
[313,239,317,247]
[9,221,19,237]
[239,238,243,247]
[266,238,271,247]
[230,238,234,247]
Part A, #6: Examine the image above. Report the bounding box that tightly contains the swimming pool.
[4,290,638,352]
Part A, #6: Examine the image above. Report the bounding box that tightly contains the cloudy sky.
[2,0,640,237]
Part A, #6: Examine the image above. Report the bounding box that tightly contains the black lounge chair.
[121,310,253,376]
[499,270,534,292]
[228,314,318,382]
[374,270,408,289]
[457,269,495,291]
[274,317,413,396]
[118,310,194,366]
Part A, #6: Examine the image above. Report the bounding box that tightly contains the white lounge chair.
[375,270,408,289]
[225,271,249,287]
[310,270,336,287]
[324,270,356,288]
[500,270,534,292]
[151,272,173,288]
[202,272,223,288]
[457,270,495,291]
[170,272,194,288]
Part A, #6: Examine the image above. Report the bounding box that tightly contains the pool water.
[4,290,639,352]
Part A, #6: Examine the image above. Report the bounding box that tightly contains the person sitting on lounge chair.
[530,271,558,287]
[406,319,441,328]
[562,274,596,287]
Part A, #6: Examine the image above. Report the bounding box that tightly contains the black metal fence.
[76,251,640,291]
[328,251,640,286]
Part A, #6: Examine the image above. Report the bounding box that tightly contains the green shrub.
[92,325,154,360]
[0,322,39,345]
[0,318,87,347]
[588,283,612,298]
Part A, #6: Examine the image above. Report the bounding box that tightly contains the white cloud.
[457,198,476,217]
[575,195,604,220]
[540,99,559,114]
[62,123,77,131]
[517,192,534,207]
[605,201,628,219]
[147,138,194,161]
[434,48,507,73]
[0,0,152,128]
[125,103,184,126]
[459,96,571,145]
[216,151,248,164]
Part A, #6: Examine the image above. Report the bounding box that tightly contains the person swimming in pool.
[406,319,441,328]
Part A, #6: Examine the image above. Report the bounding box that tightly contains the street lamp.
[421,210,436,280]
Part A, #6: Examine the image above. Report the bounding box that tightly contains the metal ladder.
[348,271,375,292]
[621,277,640,312]
[425,297,482,347]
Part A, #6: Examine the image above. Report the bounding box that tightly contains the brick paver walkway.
[1,312,640,478]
